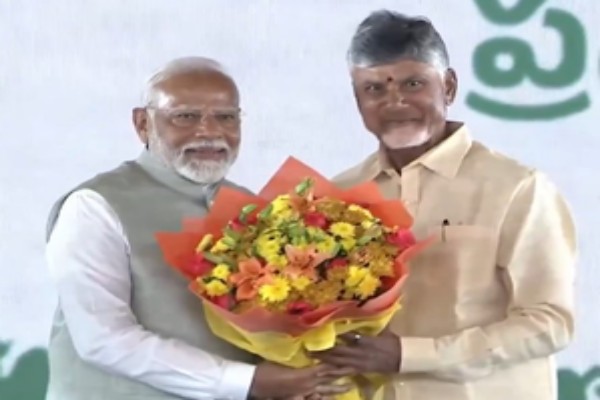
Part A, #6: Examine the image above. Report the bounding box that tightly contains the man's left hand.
[311,329,401,374]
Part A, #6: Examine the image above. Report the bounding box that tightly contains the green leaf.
[223,227,241,240]
[331,243,342,255]
[294,178,313,196]
[203,252,224,264]
[241,204,258,214]
[220,254,237,269]
[239,204,258,223]
[258,204,273,220]
[357,235,373,246]
[222,237,237,248]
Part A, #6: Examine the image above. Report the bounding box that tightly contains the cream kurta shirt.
[333,123,576,400]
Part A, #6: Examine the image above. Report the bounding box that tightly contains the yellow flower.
[340,237,356,252]
[257,240,282,257]
[271,195,292,213]
[341,264,381,300]
[290,276,312,291]
[361,219,376,230]
[204,279,230,297]
[303,281,344,306]
[196,234,213,252]
[259,277,291,303]
[266,254,289,268]
[329,222,356,239]
[345,265,368,288]
[211,238,231,253]
[327,267,347,281]
[348,204,373,219]
[307,227,326,238]
[355,273,381,299]
[369,257,394,277]
[316,234,337,254]
[261,228,284,239]
[270,195,296,222]
[211,264,231,280]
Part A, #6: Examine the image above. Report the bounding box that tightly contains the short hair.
[142,57,230,106]
[347,10,450,71]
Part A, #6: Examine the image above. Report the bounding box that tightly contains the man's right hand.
[249,361,354,399]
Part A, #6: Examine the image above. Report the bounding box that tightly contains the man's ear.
[132,107,149,146]
[444,68,458,106]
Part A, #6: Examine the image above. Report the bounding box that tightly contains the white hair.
[140,56,239,184]
[142,57,231,106]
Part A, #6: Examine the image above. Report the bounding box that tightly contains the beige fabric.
[333,123,576,400]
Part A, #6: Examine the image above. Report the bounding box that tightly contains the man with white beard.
[44,57,351,400]
[317,10,576,400]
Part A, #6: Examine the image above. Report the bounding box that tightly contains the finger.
[314,354,365,373]
[338,332,359,343]
[315,384,353,396]
[312,362,341,376]
[319,366,357,378]
[338,332,380,346]
[313,345,365,359]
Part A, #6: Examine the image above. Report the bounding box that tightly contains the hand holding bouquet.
[156,157,430,400]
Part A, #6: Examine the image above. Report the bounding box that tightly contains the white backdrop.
[1,0,599,398]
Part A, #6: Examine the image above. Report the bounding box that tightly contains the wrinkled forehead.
[351,58,444,83]
[150,71,240,109]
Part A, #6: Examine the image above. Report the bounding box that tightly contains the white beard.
[380,124,430,149]
[148,130,237,184]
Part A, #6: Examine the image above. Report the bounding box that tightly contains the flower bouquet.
[155,157,430,400]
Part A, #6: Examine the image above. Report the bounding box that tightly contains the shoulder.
[466,141,569,216]
[222,179,255,196]
[46,187,124,242]
[463,140,537,189]
[331,152,380,189]
[45,161,131,241]
[59,189,117,218]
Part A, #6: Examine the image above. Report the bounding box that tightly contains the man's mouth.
[184,147,228,160]
[385,118,420,125]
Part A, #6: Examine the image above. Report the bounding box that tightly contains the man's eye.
[176,112,199,120]
[406,80,424,89]
[365,83,384,93]
[215,113,236,121]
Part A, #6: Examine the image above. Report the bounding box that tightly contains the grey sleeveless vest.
[45,152,256,400]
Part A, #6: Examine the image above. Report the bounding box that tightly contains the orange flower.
[283,245,332,281]
[229,258,274,301]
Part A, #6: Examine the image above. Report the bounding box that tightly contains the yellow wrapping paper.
[204,300,400,400]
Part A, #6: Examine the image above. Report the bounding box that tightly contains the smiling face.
[351,58,457,150]
[133,68,241,184]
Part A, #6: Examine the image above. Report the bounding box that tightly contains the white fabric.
[46,188,256,400]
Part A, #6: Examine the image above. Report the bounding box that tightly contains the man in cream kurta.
[314,11,576,400]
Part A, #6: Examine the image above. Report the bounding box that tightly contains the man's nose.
[193,114,223,138]
[385,87,406,105]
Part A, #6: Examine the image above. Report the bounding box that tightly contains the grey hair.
[347,10,450,71]
[142,57,230,106]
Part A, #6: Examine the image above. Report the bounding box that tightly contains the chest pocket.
[395,224,501,335]
[424,225,498,285]
[411,224,499,293]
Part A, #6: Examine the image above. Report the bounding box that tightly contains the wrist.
[218,361,257,400]
[248,364,265,399]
